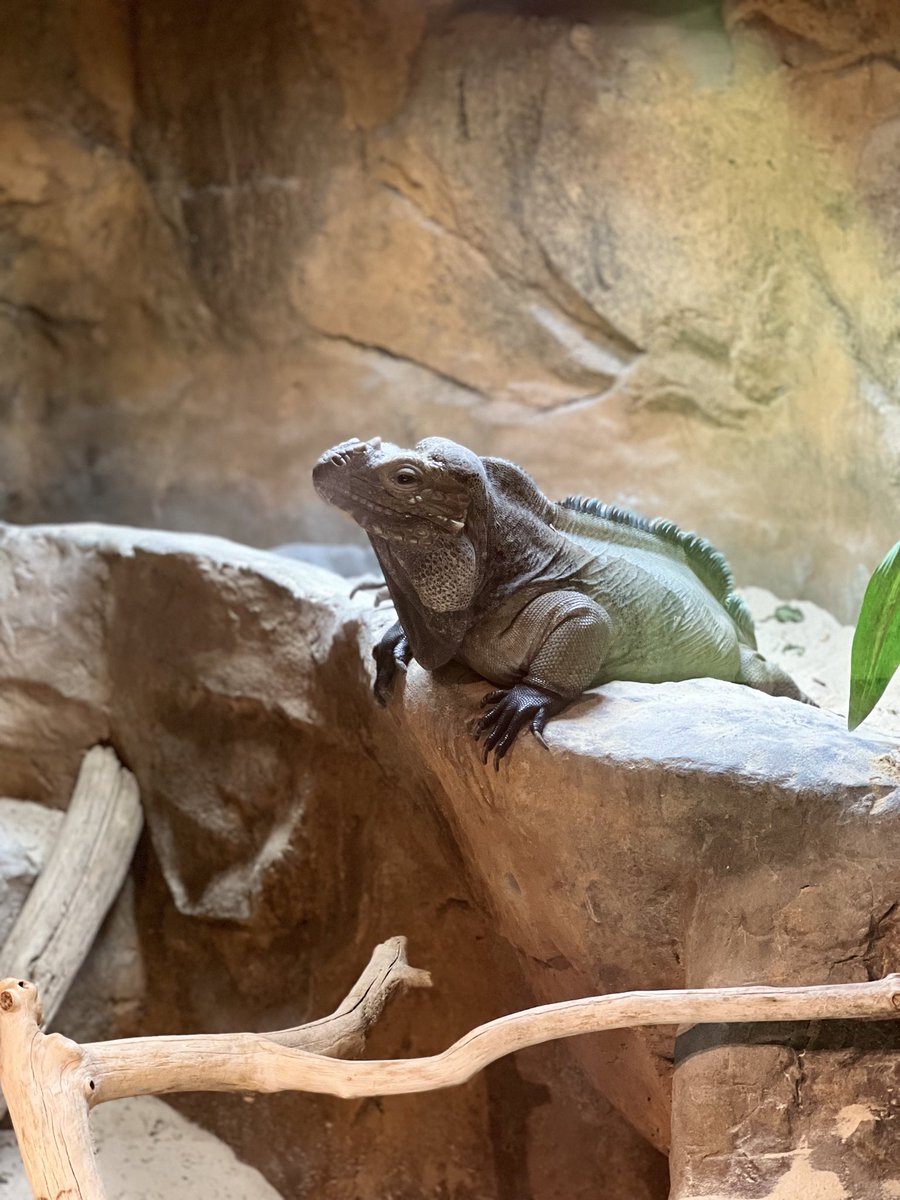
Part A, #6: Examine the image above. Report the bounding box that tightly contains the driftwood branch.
[0,937,430,1200]
[0,745,143,1025]
[0,746,142,1131]
[1,961,899,1200]
[264,935,431,1055]
[85,973,900,1103]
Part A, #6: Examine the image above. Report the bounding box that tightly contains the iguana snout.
[313,436,473,546]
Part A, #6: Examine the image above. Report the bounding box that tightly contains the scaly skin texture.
[313,437,809,765]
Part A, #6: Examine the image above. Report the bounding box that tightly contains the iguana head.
[312,436,480,547]
[314,435,584,670]
[314,436,490,668]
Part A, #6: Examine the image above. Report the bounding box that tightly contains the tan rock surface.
[1,1,899,621]
[0,520,898,1197]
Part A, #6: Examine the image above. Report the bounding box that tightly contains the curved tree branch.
[84,973,900,1105]
[1,955,898,1200]
[0,936,430,1200]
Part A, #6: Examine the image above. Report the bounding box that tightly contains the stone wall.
[2,0,899,620]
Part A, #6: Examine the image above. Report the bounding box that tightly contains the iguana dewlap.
[313,436,809,765]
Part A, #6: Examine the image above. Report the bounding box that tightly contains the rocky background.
[1,0,899,623]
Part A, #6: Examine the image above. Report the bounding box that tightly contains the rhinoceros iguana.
[313,436,810,766]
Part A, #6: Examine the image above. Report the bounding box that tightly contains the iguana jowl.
[313,436,809,765]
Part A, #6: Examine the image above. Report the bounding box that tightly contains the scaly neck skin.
[381,534,478,614]
[366,483,491,668]
[468,461,592,616]
[372,465,589,652]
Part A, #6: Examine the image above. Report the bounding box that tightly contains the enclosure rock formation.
[1,1,900,621]
[0,523,668,1199]
[0,520,897,1198]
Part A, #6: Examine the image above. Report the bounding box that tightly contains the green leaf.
[849,541,900,731]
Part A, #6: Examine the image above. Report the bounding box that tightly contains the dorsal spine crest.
[559,495,756,646]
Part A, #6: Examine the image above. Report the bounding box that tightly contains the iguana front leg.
[373,620,412,705]
[472,592,611,767]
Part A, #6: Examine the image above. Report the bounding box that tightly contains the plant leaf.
[849,540,900,731]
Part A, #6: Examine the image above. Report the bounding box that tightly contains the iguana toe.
[530,709,552,749]
[473,684,567,769]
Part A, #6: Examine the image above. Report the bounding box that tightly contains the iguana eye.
[394,466,422,487]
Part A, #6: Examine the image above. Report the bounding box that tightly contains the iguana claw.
[373,621,412,705]
[473,683,567,769]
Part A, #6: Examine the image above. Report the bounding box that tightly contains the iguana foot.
[373,621,412,705]
[473,684,568,769]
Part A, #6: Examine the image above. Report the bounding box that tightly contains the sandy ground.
[0,1096,283,1199]
[742,586,900,736]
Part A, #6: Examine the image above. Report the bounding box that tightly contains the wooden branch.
[84,973,900,1105]
[0,937,430,1200]
[0,980,102,1197]
[1,947,898,1199]
[0,746,143,1133]
[264,935,431,1056]
[0,746,143,1027]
